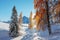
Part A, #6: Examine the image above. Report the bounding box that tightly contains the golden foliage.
[19,12,22,25]
[29,11,33,29]
[54,4,60,14]
[34,0,44,9]
[34,0,47,31]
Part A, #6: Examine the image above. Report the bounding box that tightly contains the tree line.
[9,0,60,38]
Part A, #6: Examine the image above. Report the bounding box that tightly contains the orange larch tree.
[19,12,22,25]
[34,0,51,35]
[29,11,33,29]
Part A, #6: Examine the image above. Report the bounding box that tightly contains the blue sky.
[0,0,35,21]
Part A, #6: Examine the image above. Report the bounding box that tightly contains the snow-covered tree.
[34,0,51,35]
[48,0,60,23]
[9,6,19,37]
[52,1,60,23]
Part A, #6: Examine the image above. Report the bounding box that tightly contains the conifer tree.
[9,6,19,37]
[29,11,33,29]
[19,12,22,25]
[34,0,51,35]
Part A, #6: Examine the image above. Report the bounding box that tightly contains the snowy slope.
[0,22,28,40]
[0,22,60,40]
[0,22,10,40]
[0,22,9,30]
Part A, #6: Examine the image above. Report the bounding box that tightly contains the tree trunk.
[46,1,51,35]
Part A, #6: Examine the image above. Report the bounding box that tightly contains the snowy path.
[0,22,60,40]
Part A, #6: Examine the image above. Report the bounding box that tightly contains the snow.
[0,22,10,40]
[0,22,60,40]
[0,22,9,30]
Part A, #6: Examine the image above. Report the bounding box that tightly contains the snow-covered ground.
[0,22,60,40]
[0,22,10,40]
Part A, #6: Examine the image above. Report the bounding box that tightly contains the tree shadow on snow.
[21,28,33,40]
[21,34,33,40]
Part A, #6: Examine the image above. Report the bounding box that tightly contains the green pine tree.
[9,6,19,37]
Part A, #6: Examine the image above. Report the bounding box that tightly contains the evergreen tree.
[9,6,19,37]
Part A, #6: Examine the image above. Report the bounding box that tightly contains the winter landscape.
[0,21,60,40]
[0,0,60,40]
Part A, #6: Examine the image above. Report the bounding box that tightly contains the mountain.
[22,16,29,24]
